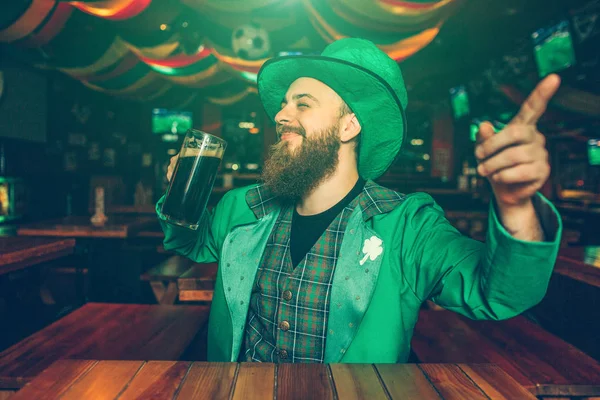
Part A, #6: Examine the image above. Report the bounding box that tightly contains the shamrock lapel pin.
[360,236,383,266]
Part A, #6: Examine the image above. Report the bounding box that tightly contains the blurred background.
[0,0,598,245]
[0,0,599,379]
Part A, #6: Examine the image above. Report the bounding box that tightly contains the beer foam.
[181,147,223,159]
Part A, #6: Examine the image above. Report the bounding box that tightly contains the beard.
[261,123,341,202]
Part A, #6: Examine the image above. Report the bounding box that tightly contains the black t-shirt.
[290,178,365,267]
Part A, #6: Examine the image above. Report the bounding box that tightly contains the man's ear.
[340,113,361,143]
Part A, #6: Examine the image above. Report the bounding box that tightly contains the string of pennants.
[0,0,463,106]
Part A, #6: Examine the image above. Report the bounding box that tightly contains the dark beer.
[161,154,221,228]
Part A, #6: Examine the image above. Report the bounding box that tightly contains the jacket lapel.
[220,210,280,361]
[324,209,384,362]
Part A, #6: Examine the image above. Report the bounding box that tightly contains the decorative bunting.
[125,40,180,60]
[69,0,152,21]
[1,0,463,105]
[328,0,459,32]
[0,0,56,43]
[206,86,259,106]
[58,37,131,77]
[305,0,442,61]
[137,46,212,69]
[17,2,74,47]
[338,0,463,26]
[187,0,296,14]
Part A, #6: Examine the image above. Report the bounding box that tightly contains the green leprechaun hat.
[257,38,408,180]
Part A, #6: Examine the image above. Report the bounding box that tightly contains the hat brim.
[257,55,407,180]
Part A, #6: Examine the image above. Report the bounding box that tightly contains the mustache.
[276,125,306,139]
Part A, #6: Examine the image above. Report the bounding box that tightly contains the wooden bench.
[140,256,195,304]
[141,256,218,304]
[0,302,210,394]
[178,263,218,302]
[412,309,600,398]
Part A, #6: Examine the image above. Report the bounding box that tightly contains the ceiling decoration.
[1,0,463,106]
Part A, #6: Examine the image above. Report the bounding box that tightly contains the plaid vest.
[242,181,406,363]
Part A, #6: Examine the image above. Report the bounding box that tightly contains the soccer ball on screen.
[232,23,271,60]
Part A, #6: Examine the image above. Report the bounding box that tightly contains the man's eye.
[298,103,309,108]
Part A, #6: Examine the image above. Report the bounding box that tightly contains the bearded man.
[158,38,562,363]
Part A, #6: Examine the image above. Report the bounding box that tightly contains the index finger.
[511,74,561,126]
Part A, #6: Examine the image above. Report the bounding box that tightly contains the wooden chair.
[140,256,194,305]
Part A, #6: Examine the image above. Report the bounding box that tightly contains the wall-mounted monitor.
[450,85,470,120]
[151,108,192,135]
[589,139,600,166]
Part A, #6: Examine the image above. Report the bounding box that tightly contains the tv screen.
[589,139,600,166]
[152,108,192,135]
[532,20,576,78]
[450,86,470,119]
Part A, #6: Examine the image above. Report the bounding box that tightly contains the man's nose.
[275,106,291,125]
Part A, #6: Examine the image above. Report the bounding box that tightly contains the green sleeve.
[403,192,562,320]
[156,192,231,263]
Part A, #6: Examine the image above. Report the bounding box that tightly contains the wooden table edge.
[554,255,600,288]
[0,376,29,390]
[17,229,132,238]
[7,361,595,397]
[535,383,600,397]
[1,238,75,261]
[17,218,157,239]
[0,239,76,275]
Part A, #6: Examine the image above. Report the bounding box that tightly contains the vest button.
[279,349,288,359]
[283,290,292,301]
[279,321,290,331]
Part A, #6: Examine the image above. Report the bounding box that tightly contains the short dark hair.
[339,101,352,117]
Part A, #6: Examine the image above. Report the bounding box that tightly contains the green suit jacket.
[158,184,561,363]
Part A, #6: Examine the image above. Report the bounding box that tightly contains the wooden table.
[0,303,210,390]
[17,216,162,302]
[554,246,600,289]
[9,361,535,400]
[413,310,600,397]
[17,216,156,239]
[0,237,75,276]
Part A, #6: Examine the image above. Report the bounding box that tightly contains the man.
[158,38,562,363]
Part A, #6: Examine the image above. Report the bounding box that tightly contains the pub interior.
[0,0,599,398]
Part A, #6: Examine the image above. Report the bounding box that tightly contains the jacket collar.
[245,180,406,221]
[244,184,279,220]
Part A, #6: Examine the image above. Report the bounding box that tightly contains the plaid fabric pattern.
[242,181,405,363]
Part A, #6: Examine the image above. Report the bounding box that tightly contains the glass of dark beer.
[159,129,226,230]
